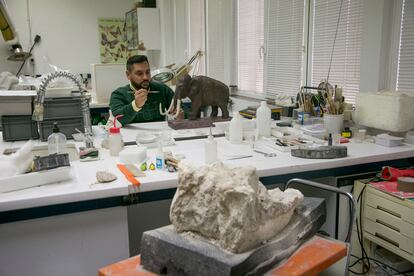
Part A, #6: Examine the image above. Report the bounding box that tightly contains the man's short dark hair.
[126,55,149,71]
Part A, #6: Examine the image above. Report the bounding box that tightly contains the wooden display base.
[168,117,231,130]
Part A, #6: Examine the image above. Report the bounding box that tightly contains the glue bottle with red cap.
[109,115,124,156]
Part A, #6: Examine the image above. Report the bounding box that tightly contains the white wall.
[360,0,398,92]
[0,0,136,75]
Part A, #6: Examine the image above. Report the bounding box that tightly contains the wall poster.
[98,18,137,63]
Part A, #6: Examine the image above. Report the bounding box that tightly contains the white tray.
[136,137,176,148]
[0,166,73,193]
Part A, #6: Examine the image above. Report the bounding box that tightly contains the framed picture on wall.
[125,9,139,50]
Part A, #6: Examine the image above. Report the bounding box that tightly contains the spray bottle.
[108,115,124,156]
[48,122,67,154]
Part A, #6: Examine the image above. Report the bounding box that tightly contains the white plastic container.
[229,112,243,144]
[45,87,73,98]
[355,91,414,132]
[301,124,325,140]
[256,101,271,137]
[405,131,414,145]
[375,133,404,147]
[204,128,218,164]
[108,115,124,156]
[324,113,344,135]
[47,122,67,154]
[0,91,35,117]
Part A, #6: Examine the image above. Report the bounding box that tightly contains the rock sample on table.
[169,162,304,253]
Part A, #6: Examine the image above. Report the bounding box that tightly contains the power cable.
[326,0,344,83]
[16,34,40,77]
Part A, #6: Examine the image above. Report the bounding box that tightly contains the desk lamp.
[151,50,203,84]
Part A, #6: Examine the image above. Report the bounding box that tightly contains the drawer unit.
[363,185,414,263]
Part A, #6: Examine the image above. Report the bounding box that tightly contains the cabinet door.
[137,8,161,50]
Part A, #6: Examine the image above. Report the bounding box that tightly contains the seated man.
[109,55,174,126]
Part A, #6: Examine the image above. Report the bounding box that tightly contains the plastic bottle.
[204,127,218,164]
[229,111,243,144]
[156,142,164,170]
[256,101,271,137]
[109,115,124,156]
[48,122,67,154]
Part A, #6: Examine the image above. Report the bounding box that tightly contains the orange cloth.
[99,236,347,276]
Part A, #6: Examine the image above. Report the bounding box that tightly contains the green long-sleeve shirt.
[109,81,174,126]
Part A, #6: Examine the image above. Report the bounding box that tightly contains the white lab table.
[0,121,413,276]
[1,122,413,212]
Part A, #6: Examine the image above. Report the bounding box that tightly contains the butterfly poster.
[98,18,137,63]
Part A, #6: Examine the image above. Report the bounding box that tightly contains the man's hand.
[134,89,148,108]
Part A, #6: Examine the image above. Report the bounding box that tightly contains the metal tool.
[253,149,277,157]
[226,155,253,160]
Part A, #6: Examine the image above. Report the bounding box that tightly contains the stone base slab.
[141,197,326,276]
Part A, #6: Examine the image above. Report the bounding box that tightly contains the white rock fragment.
[170,162,304,253]
[96,171,117,183]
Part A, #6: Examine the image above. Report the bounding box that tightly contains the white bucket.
[324,114,344,135]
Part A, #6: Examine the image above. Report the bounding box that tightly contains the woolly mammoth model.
[160,74,230,120]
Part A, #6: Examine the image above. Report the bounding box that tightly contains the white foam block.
[119,146,147,164]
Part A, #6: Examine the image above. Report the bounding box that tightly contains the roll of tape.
[397,177,414,192]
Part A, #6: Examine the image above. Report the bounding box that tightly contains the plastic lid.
[109,127,120,134]
[52,122,60,133]
[110,114,123,134]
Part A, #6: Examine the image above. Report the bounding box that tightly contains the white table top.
[0,90,37,97]
[1,121,413,213]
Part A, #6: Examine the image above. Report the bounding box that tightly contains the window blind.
[311,0,363,104]
[237,0,264,93]
[397,0,414,92]
[264,0,305,99]
[311,0,363,103]
[187,0,205,75]
[205,0,233,84]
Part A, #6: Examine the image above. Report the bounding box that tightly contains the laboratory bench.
[0,121,413,276]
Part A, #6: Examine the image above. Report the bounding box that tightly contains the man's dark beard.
[131,80,150,90]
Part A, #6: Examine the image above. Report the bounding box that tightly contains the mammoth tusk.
[166,99,175,113]
[159,103,167,115]
[173,99,181,118]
